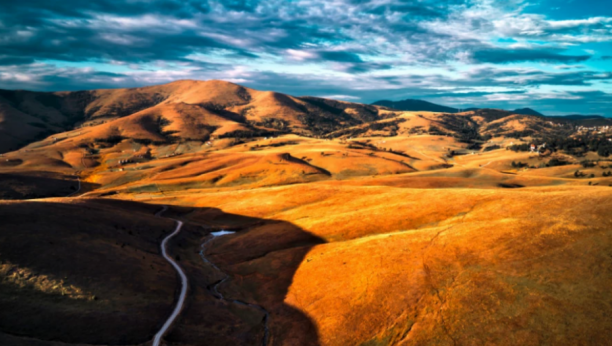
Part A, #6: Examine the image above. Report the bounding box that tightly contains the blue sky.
[0,0,611,115]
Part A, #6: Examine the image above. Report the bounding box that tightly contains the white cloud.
[285,49,317,61]
[320,94,361,100]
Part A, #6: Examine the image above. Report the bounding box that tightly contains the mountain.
[0,80,391,153]
[372,99,547,116]
[513,108,543,116]
[6,81,609,156]
[372,99,459,113]
[0,80,582,178]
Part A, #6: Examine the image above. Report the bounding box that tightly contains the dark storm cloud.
[472,48,592,64]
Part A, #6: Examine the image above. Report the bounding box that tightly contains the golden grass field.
[1,81,612,345]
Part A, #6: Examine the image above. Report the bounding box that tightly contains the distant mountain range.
[371,99,608,121]
[546,114,606,121]
[372,99,459,113]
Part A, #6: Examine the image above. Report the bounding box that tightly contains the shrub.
[581,160,596,168]
[547,158,570,167]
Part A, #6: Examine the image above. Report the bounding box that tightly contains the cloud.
[320,51,363,63]
[471,47,592,64]
[321,94,362,101]
[0,0,611,115]
[493,14,612,43]
[218,0,260,13]
[554,65,586,70]
[285,49,318,61]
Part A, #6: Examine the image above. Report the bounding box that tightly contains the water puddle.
[210,230,236,237]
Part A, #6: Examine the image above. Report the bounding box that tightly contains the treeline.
[508,134,612,157]
[544,135,612,156]
[218,129,284,139]
[438,114,491,149]
[330,118,407,138]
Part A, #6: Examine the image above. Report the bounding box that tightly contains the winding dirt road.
[153,206,188,346]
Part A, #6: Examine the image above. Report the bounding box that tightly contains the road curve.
[153,206,188,346]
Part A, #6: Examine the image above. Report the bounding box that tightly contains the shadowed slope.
[0,199,325,346]
[0,199,177,344]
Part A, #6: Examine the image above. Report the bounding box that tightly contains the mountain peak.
[513,108,543,116]
[372,99,458,113]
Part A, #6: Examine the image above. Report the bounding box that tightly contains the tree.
[581,160,596,168]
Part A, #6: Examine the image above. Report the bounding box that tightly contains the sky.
[0,0,611,115]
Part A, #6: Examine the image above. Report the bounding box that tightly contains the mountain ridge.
[373,99,459,113]
[0,80,394,153]
[2,80,610,156]
[371,97,609,120]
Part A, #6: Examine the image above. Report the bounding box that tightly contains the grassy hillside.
[2,80,612,346]
[111,183,612,346]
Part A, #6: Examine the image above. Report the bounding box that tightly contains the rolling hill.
[2,80,612,346]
